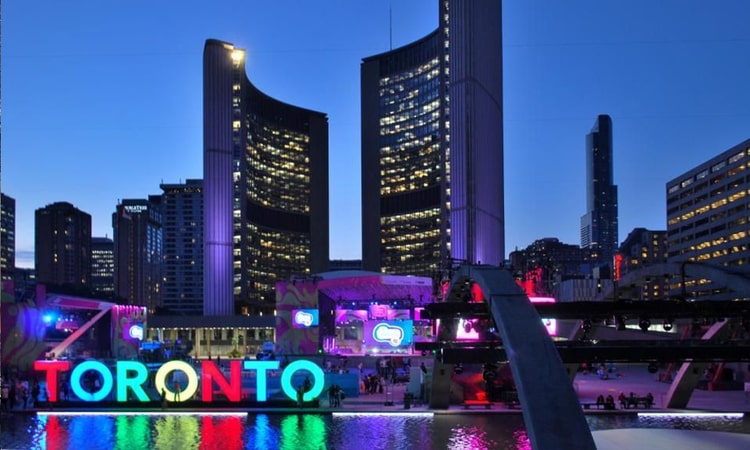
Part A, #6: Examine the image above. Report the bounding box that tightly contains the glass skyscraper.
[112,197,163,311]
[361,0,504,277]
[160,179,203,315]
[203,39,329,316]
[1,193,16,281]
[90,236,114,299]
[580,114,619,269]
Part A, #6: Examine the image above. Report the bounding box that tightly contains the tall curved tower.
[203,39,329,315]
[361,0,504,277]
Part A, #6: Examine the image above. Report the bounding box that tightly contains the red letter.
[33,360,71,402]
[201,360,242,402]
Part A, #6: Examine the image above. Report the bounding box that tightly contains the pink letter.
[33,360,71,402]
[201,360,242,402]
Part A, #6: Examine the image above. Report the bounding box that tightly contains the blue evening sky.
[3,1,750,268]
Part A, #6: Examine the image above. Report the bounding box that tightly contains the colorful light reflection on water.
[3,412,748,450]
[1,413,525,450]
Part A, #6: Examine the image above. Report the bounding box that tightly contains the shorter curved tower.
[204,39,329,315]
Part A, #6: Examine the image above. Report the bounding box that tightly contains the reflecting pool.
[1,412,748,450]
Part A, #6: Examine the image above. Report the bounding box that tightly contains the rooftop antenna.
[389,3,393,50]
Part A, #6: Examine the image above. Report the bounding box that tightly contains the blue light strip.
[39,411,248,417]
[332,412,434,417]
[638,412,744,419]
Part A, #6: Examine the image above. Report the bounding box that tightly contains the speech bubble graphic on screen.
[373,323,405,347]
[294,310,315,327]
[128,324,144,340]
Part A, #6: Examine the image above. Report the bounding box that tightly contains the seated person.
[596,394,605,407]
[605,394,615,410]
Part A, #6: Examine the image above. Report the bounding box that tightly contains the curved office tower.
[204,39,329,315]
[362,0,504,277]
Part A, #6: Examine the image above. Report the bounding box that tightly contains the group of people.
[327,384,344,407]
[361,374,385,395]
[322,357,350,374]
[595,394,617,410]
[1,379,49,411]
[617,391,654,409]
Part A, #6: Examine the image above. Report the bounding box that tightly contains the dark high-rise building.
[361,0,504,277]
[91,237,114,298]
[113,197,163,311]
[580,114,618,269]
[203,39,329,316]
[1,193,16,281]
[35,201,91,289]
[617,228,667,300]
[509,238,592,297]
[161,179,203,315]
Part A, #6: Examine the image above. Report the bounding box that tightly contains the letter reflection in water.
[154,415,200,449]
[116,415,150,448]
[201,415,244,449]
[280,415,327,449]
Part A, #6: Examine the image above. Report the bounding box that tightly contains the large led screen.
[364,320,413,350]
[530,296,557,336]
[291,309,319,328]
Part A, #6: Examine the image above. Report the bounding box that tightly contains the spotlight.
[638,317,651,332]
[483,363,497,381]
[662,318,674,332]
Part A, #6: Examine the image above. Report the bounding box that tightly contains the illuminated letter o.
[281,360,325,402]
[70,361,114,402]
[154,360,199,402]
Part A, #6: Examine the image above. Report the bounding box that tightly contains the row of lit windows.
[379,58,441,87]
[243,122,312,214]
[380,110,441,138]
[668,148,748,194]
[672,231,748,257]
[380,80,440,111]
[380,99,440,127]
[668,189,749,226]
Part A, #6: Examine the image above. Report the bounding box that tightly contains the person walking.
[160,388,167,410]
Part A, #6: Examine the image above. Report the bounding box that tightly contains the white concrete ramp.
[593,429,750,450]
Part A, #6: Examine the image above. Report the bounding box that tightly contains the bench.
[581,402,615,410]
[463,399,492,409]
[504,399,520,409]
[500,391,520,409]
[581,402,605,410]
[621,397,653,409]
